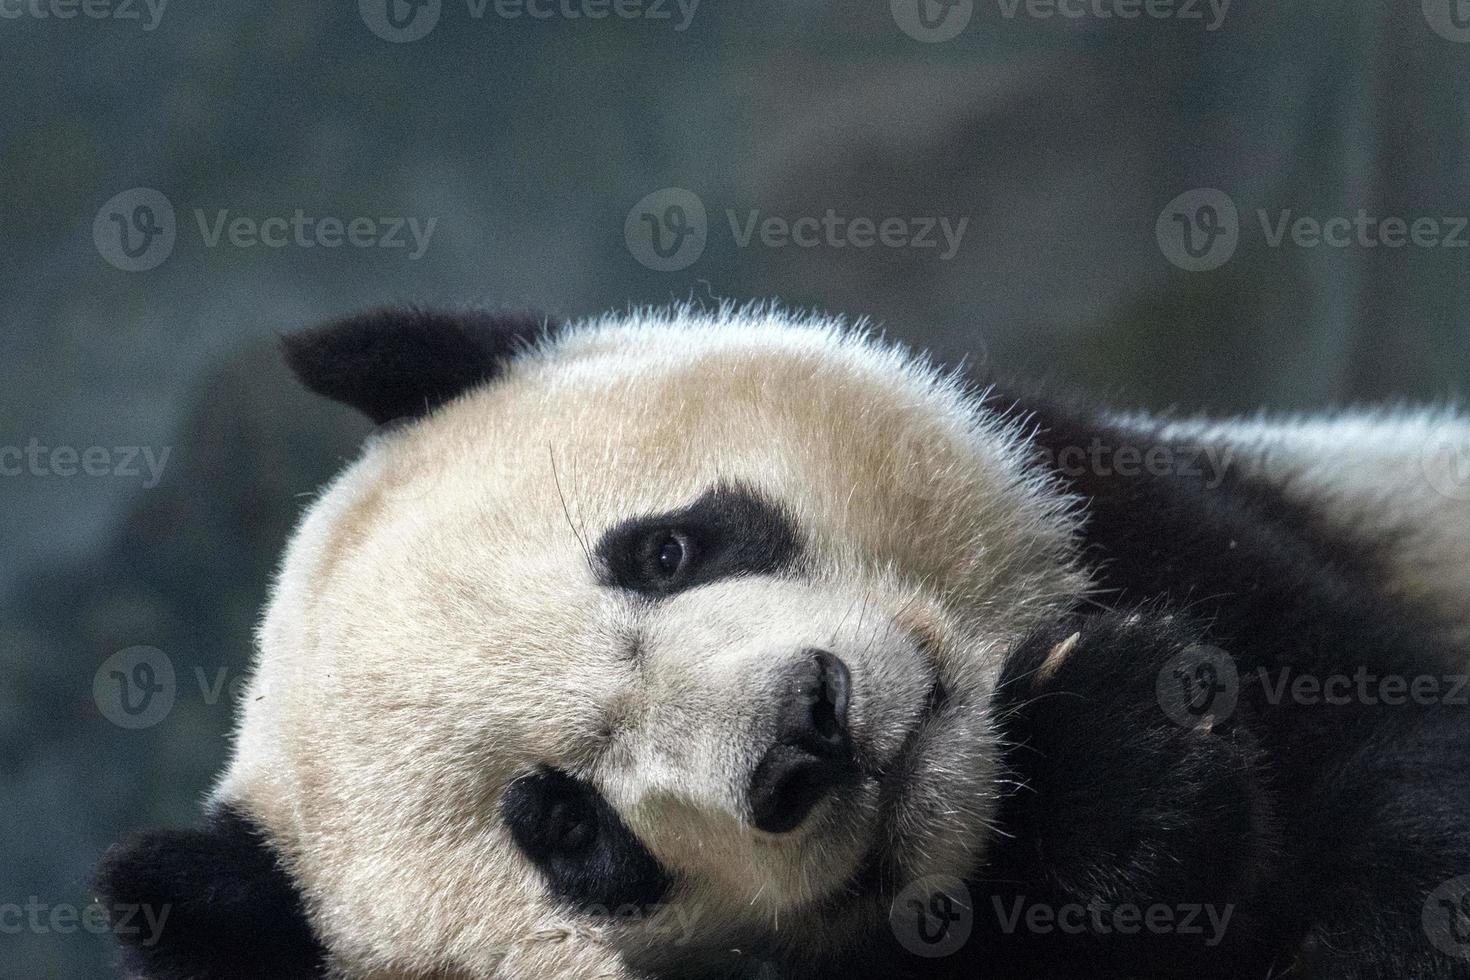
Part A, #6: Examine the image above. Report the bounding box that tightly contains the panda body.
[97,307,1470,980]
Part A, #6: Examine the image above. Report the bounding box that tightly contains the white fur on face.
[216,308,1088,978]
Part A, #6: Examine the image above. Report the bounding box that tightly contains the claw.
[1036,631,1081,686]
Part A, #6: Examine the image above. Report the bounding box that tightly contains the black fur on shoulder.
[281,306,561,424]
[956,388,1470,979]
[977,613,1284,979]
[987,389,1461,678]
[94,804,326,980]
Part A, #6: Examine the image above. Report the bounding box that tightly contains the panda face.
[210,309,1087,977]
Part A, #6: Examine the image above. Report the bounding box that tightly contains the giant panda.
[96,306,1470,980]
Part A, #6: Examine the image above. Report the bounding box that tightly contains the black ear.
[94,804,326,980]
[281,306,561,424]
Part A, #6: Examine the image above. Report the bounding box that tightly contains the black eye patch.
[501,767,670,913]
[594,482,802,597]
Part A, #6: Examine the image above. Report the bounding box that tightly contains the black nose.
[748,650,856,834]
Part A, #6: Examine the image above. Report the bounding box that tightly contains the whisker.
[549,444,594,568]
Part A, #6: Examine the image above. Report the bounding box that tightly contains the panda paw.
[980,611,1283,974]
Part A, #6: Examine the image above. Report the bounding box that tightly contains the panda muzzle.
[747,650,859,834]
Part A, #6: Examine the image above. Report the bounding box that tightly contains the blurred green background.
[4,1,1470,975]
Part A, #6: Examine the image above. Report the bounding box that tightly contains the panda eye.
[647,531,692,581]
[544,798,595,853]
[502,766,671,911]
[503,769,599,859]
[595,485,800,597]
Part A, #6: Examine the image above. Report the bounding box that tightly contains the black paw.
[979,612,1282,974]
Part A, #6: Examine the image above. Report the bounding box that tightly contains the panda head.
[97,306,1087,979]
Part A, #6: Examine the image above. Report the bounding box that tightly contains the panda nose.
[748,650,857,834]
